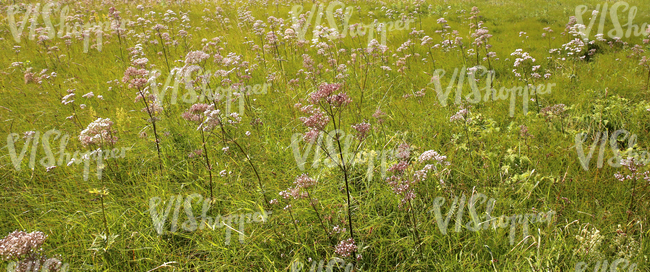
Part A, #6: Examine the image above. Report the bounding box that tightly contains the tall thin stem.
[306,188,331,242]
[201,129,214,200]
[288,207,302,243]
[218,121,269,206]
[407,200,421,245]
[100,194,109,236]
[137,88,163,173]
[332,115,355,243]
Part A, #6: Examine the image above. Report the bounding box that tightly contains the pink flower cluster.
[351,122,371,140]
[298,105,330,132]
[279,174,318,200]
[181,103,211,123]
[334,238,357,258]
[61,90,75,105]
[372,109,386,124]
[294,174,317,189]
[386,144,449,208]
[386,175,416,206]
[309,83,338,103]
[510,49,538,78]
[418,150,448,164]
[540,104,566,119]
[396,143,411,160]
[449,108,468,122]
[79,118,118,147]
[122,66,149,89]
[185,50,210,65]
[308,83,351,107]
[0,230,47,260]
[614,158,650,182]
[388,161,409,173]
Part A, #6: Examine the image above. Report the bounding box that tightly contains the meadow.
[0,0,649,271]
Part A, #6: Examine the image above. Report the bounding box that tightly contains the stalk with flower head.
[0,230,66,272]
[153,24,171,71]
[79,118,117,240]
[79,118,118,181]
[295,82,373,259]
[613,157,650,227]
[182,103,217,200]
[180,49,269,205]
[510,49,543,114]
[468,7,496,71]
[278,174,332,243]
[123,57,164,173]
[639,56,650,91]
[385,144,450,245]
[88,187,111,238]
[450,107,474,162]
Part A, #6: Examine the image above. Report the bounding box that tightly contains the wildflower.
[122,67,148,89]
[540,104,566,119]
[227,112,241,125]
[309,83,342,104]
[132,58,149,68]
[396,143,411,160]
[303,129,320,144]
[334,238,357,257]
[294,174,317,189]
[279,187,305,200]
[79,118,118,147]
[23,131,36,139]
[519,125,533,138]
[184,51,210,65]
[181,103,211,123]
[61,93,75,105]
[0,230,47,260]
[418,150,447,164]
[82,92,94,98]
[332,226,346,233]
[188,149,203,159]
[388,161,409,173]
[614,158,650,182]
[299,107,330,131]
[450,108,468,122]
[326,93,352,107]
[372,109,386,124]
[351,122,371,140]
